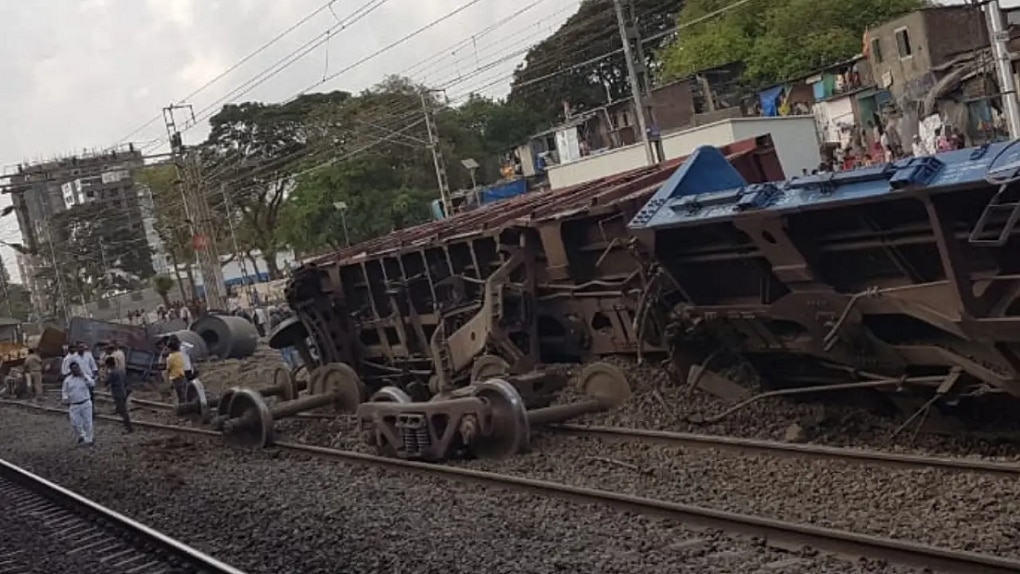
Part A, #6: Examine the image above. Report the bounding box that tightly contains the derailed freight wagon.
[273,136,784,401]
[629,140,1020,422]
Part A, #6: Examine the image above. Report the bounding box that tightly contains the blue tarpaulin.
[759,86,785,117]
[480,178,528,204]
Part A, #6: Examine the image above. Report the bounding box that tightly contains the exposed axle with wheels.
[357,362,632,461]
[219,363,365,447]
[176,365,306,423]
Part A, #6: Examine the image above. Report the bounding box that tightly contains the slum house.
[505,62,747,176]
[865,4,1018,151]
[750,56,874,168]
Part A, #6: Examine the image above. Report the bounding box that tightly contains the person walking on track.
[61,362,95,446]
[165,340,187,404]
[24,348,43,400]
[104,355,133,433]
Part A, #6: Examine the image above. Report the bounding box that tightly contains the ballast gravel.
[0,407,912,574]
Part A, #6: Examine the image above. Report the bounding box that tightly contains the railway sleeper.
[358,361,632,462]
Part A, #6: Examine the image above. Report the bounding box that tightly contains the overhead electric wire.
[139,0,396,154]
[109,0,341,149]
[183,0,394,128]
[292,0,494,98]
[56,0,742,240]
[169,0,551,180]
[398,0,564,79]
[147,0,580,169]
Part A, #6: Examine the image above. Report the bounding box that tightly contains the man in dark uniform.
[105,355,133,433]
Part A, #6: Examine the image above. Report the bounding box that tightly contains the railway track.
[0,452,246,574]
[94,392,1020,477]
[3,398,1020,573]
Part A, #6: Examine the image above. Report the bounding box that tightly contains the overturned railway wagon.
[278,136,784,398]
[630,140,1020,409]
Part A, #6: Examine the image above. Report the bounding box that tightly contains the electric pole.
[0,252,13,318]
[614,0,656,166]
[220,181,256,306]
[421,90,453,217]
[45,223,69,323]
[164,104,227,311]
[984,0,1020,139]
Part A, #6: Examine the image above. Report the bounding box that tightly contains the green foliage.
[196,75,548,258]
[509,0,683,125]
[49,201,153,303]
[137,164,194,264]
[151,274,174,307]
[660,0,927,84]
[281,159,434,253]
[202,91,352,278]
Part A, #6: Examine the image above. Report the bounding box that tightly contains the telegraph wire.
[109,0,342,149]
[31,0,740,257]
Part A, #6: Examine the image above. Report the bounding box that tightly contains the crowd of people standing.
[51,336,195,447]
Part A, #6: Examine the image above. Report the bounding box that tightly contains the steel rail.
[45,395,1020,475]
[3,399,1020,573]
[93,392,336,420]
[546,424,1020,477]
[0,454,247,574]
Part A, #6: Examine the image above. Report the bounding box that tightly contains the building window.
[895,28,912,58]
[871,38,882,63]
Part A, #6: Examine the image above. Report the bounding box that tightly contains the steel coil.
[189,314,258,359]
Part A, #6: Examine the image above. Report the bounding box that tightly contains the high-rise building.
[2,145,153,317]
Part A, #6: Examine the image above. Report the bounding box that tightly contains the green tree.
[208,77,548,257]
[0,259,31,321]
[202,91,352,279]
[509,0,683,125]
[136,164,196,297]
[50,202,153,302]
[282,158,435,254]
[660,0,927,84]
[438,95,544,183]
[152,274,174,308]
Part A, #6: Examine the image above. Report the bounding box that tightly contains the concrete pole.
[613,0,655,166]
[985,0,1020,139]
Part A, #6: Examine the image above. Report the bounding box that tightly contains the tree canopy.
[195,76,544,264]
[48,200,154,304]
[658,0,926,84]
[508,0,683,125]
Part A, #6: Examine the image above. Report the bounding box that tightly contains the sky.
[0,0,581,282]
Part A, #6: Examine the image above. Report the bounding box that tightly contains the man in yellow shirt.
[165,340,187,404]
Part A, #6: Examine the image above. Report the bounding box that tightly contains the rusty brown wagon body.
[278,136,784,396]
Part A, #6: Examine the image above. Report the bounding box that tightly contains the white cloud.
[80,0,110,13]
[179,53,229,88]
[147,0,196,27]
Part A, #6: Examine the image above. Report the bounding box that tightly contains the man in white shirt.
[253,306,268,337]
[60,345,75,376]
[62,343,98,377]
[180,340,196,379]
[62,362,95,446]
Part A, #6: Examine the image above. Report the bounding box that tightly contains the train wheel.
[471,354,511,382]
[308,362,365,414]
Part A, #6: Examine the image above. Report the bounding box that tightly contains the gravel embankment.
[49,345,1020,561]
[102,344,1020,460]
[561,359,1020,460]
[0,407,909,574]
[269,409,1020,560]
